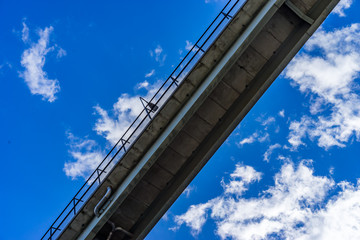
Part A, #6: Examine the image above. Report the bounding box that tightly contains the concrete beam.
[54,0,340,239]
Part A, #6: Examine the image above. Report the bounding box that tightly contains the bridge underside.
[58,0,339,239]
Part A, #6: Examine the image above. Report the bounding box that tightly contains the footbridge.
[42,0,339,239]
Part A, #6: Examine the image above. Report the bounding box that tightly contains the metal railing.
[41,0,244,239]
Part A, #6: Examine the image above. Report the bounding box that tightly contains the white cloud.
[174,201,213,235]
[288,116,312,149]
[261,116,275,126]
[185,41,193,51]
[278,109,285,118]
[65,78,173,180]
[221,164,262,195]
[19,22,61,102]
[137,80,149,89]
[175,163,262,236]
[56,47,67,58]
[237,132,269,146]
[258,132,269,142]
[21,21,29,42]
[0,63,9,73]
[182,185,195,198]
[65,91,146,180]
[184,40,203,53]
[333,0,353,17]
[145,69,155,78]
[174,160,360,239]
[93,97,142,146]
[63,132,105,180]
[238,133,257,146]
[286,24,360,150]
[263,143,282,162]
[93,80,163,145]
[229,164,262,183]
[150,45,167,65]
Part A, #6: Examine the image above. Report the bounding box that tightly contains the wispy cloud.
[333,0,353,17]
[261,116,275,126]
[185,40,194,52]
[56,47,67,58]
[237,132,257,146]
[145,69,155,78]
[263,143,282,162]
[182,185,195,198]
[0,62,12,74]
[150,45,167,65]
[137,80,150,90]
[21,21,29,42]
[286,24,360,150]
[173,160,360,239]
[19,22,61,102]
[184,40,201,53]
[237,131,269,147]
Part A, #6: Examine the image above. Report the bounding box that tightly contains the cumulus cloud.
[174,160,360,239]
[19,22,61,102]
[93,80,164,146]
[93,95,144,145]
[286,24,360,150]
[221,164,262,195]
[150,45,167,65]
[175,163,262,235]
[63,132,105,180]
[174,201,213,235]
[333,0,353,17]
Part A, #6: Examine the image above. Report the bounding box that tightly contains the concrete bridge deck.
[53,0,339,239]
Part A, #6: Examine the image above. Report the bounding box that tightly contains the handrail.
[41,0,244,239]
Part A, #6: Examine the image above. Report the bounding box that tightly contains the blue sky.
[1,0,360,239]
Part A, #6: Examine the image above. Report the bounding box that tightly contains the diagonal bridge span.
[42,0,340,239]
